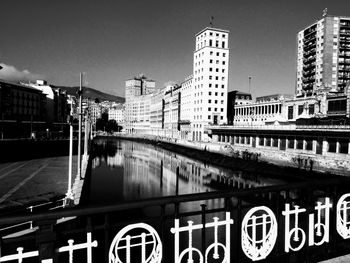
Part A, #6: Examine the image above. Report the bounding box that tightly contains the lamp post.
[66,107,74,201]
[77,73,83,179]
[0,66,3,139]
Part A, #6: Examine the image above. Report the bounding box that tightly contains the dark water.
[87,138,288,205]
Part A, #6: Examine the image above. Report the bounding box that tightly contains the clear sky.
[0,0,349,98]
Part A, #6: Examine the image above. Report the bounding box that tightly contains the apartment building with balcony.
[296,14,350,96]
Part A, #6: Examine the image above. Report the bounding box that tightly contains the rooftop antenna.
[248,76,252,94]
[209,16,214,27]
[322,8,327,17]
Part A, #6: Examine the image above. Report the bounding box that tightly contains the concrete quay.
[109,133,350,177]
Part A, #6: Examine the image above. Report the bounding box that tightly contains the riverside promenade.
[0,154,89,211]
[0,156,76,210]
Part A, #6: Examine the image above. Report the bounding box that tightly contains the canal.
[84,138,307,206]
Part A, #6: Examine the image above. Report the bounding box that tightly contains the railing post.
[36,219,57,263]
[200,204,206,258]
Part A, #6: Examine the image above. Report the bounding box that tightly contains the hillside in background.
[54,85,125,103]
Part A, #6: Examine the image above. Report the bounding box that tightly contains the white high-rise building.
[296,14,350,96]
[192,27,229,141]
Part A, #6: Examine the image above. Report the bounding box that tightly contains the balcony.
[303,56,316,63]
[303,26,317,37]
[339,52,350,58]
[339,44,350,51]
[302,69,316,78]
[302,76,316,84]
[302,83,314,90]
[339,30,350,36]
[303,35,316,45]
[303,42,316,52]
[303,49,316,58]
[338,66,350,72]
[340,36,350,42]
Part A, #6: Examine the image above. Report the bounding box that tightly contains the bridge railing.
[1,178,350,262]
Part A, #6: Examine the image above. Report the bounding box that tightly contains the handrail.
[0,178,347,225]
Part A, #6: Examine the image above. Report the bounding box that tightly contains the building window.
[209,68,213,72]
[266,138,271,147]
[210,51,213,55]
[210,59,213,63]
[288,106,294,119]
[306,139,313,151]
[287,138,295,149]
[339,139,349,154]
[222,41,225,48]
[215,84,218,88]
[208,115,211,119]
[223,53,226,57]
[272,138,278,147]
[209,76,212,80]
[209,92,212,95]
[215,76,218,80]
[298,105,303,115]
[209,84,212,87]
[328,139,337,153]
[328,99,346,113]
[208,107,211,111]
[216,40,219,47]
[209,40,213,46]
[309,104,315,115]
[223,61,226,65]
[209,100,211,103]
[216,68,219,72]
[220,116,223,120]
[296,139,303,150]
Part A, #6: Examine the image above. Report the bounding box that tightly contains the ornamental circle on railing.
[109,223,162,263]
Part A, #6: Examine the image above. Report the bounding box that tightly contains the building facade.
[125,76,157,133]
[192,27,230,141]
[296,14,350,95]
[108,104,125,124]
[227,91,253,125]
[179,75,193,140]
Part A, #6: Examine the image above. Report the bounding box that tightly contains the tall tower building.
[125,75,156,132]
[296,14,350,96]
[192,27,229,141]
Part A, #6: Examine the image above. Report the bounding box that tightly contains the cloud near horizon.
[0,63,43,83]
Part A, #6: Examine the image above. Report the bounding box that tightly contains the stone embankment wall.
[111,134,350,176]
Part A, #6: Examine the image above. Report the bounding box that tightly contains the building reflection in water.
[88,138,286,206]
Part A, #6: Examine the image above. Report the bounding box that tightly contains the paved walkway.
[319,255,350,263]
[0,156,77,210]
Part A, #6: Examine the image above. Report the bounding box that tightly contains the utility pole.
[77,73,83,179]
